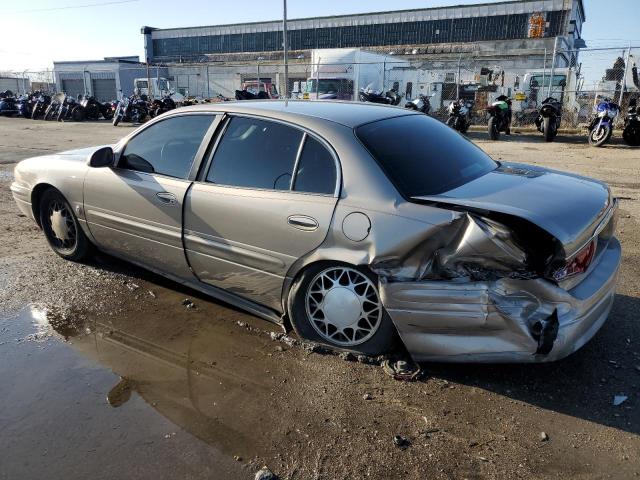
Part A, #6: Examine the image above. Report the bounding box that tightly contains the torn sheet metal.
[371,213,532,282]
[379,237,621,363]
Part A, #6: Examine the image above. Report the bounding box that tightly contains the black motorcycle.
[149,94,176,117]
[31,93,52,119]
[57,94,83,122]
[622,98,640,147]
[359,87,401,106]
[113,94,148,126]
[404,94,431,114]
[235,89,269,100]
[446,99,474,133]
[74,95,113,121]
[534,97,562,142]
[486,95,512,140]
[43,93,66,121]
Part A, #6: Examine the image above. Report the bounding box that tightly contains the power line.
[6,0,140,14]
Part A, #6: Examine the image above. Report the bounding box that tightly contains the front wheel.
[589,124,611,147]
[488,116,499,140]
[112,112,121,126]
[446,116,456,129]
[287,264,398,356]
[39,189,94,261]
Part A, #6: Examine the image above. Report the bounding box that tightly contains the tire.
[56,107,65,122]
[72,106,85,122]
[287,263,398,356]
[112,114,120,126]
[623,127,640,147]
[589,124,611,147]
[488,116,499,140]
[446,116,456,129]
[543,117,555,142]
[31,105,39,120]
[44,106,54,121]
[39,189,94,261]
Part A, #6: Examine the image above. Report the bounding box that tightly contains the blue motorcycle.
[588,98,620,147]
[0,90,18,116]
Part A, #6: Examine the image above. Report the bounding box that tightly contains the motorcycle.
[56,94,83,122]
[0,90,18,116]
[235,89,269,100]
[404,94,431,114]
[587,98,620,147]
[31,93,52,119]
[446,99,474,133]
[359,86,401,106]
[534,97,562,142]
[16,94,33,118]
[486,95,512,140]
[74,95,113,121]
[44,93,65,121]
[112,94,148,126]
[149,94,176,117]
[622,97,640,147]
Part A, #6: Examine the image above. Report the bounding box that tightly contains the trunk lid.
[412,163,612,257]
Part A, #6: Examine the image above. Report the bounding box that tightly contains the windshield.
[356,115,497,197]
[307,79,352,95]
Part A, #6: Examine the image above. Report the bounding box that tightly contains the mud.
[1,117,640,479]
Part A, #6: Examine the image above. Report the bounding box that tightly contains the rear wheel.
[543,117,556,142]
[288,263,398,356]
[72,106,85,122]
[112,112,120,126]
[39,189,93,261]
[488,116,499,140]
[589,124,611,147]
[446,116,457,129]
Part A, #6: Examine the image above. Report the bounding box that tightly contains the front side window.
[356,115,497,197]
[207,117,303,190]
[120,115,214,179]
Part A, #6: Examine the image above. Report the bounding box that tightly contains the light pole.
[282,0,289,99]
[257,56,264,93]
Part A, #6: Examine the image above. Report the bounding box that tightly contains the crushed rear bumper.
[380,237,621,363]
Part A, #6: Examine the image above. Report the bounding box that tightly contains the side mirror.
[88,146,114,168]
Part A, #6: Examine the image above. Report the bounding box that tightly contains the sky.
[0,0,638,73]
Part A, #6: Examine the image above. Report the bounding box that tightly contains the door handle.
[287,215,319,231]
[156,192,177,205]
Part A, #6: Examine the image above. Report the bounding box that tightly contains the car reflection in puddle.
[0,304,290,480]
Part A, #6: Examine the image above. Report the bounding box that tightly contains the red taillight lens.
[553,240,596,281]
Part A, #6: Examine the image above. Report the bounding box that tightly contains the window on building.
[405,82,413,99]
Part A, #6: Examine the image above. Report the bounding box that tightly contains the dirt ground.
[1,116,639,480]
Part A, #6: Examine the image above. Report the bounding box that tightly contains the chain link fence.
[3,46,639,130]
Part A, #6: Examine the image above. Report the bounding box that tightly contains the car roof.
[175,100,417,128]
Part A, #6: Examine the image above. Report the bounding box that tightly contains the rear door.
[84,113,217,279]
[184,115,340,311]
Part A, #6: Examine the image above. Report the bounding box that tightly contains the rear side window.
[356,115,497,197]
[207,116,303,190]
[293,136,336,195]
[120,115,214,179]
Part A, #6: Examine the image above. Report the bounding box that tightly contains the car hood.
[56,145,112,160]
[412,163,612,257]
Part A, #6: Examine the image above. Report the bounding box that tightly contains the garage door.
[91,78,117,102]
[61,79,85,98]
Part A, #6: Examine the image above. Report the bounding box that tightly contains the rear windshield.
[356,115,497,197]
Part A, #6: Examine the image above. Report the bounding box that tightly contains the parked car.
[10,101,620,363]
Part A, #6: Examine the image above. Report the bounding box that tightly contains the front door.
[84,113,216,279]
[184,115,340,311]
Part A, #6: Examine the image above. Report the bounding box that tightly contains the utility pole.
[282,0,289,99]
[456,52,462,99]
[547,36,558,98]
[618,43,632,108]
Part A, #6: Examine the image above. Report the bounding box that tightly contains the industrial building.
[52,56,167,102]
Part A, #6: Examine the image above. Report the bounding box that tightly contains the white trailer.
[305,48,409,100]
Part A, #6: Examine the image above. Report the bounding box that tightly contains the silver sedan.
[11,101,620,362]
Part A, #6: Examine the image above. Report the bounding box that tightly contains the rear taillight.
[553,239,596,281]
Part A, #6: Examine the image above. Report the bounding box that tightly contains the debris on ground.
[269,331,284,341]
[274,345,284,352]
[147,290,156,298]
[393,434,410,448]
[124,281,140,291]
[106,377,134,408]
[339,351,355,361]
[540,432,549,442]
[233,455,242,461]
[613,395,628,406]
[382,359,424,381]
[363,393,372,400]
[181,298,196,309]
[255,466,277,480]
